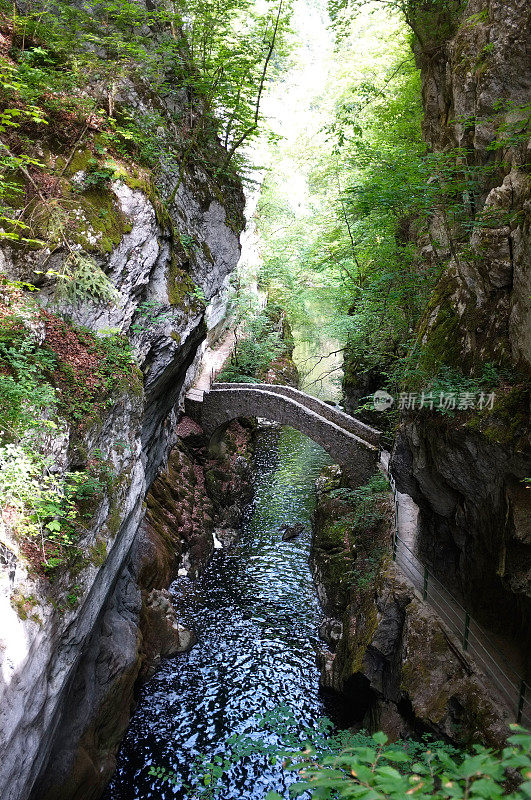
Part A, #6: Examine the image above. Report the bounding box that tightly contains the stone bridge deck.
[185,383,381,486]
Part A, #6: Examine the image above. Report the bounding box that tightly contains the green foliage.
[255,11,434,392]
[0,0,292,184]
[80,159,116,191]
[149,709,382,796]
[0,285,134,576]
[330,472,390,503]
[253,0,523,415]
[218,302,285,383]
[128,304,168,336]
[0,443,83,571]
[54,327,140,429]
[150,705,531,799]
[289,727,531,800]
[0,310,57,440]
[331,486,388,537]
[179,233,199,252]
[393,359,515,415]
[66,584,82,608]
[55,252,119,305]
[325,471,390,590]
[0,297,137,432]
[7,427,123,572]
[334,0,466,50]
[0,436,117,574]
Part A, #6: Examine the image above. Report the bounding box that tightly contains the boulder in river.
[280,522,305,541]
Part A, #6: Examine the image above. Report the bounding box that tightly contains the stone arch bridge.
[185,383,381,485]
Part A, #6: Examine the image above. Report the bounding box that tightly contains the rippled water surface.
[106,425,336,799]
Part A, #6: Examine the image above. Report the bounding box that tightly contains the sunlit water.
[105,425,339,800]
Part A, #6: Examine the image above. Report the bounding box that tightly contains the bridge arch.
[185,383,381,486]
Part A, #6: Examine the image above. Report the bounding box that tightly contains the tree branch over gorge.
[222,0,284,168]
[336,0,466,50]
[1,0,292,210]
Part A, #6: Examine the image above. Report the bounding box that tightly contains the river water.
[105,425,339,800]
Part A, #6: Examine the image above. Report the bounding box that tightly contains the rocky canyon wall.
[341,0,530,671]
[332,0,529,742]
[30,419,255,800]
[389,0,530,668]
[312,465,510,747]
[0,4,247,798]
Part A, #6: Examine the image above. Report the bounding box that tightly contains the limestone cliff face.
[0,10,245,799]
[28,419,254,800]
[312,466,510,747]
[389,0,530,668]
[411,0,530,369]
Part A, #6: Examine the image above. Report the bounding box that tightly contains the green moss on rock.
[167,257,203,312]
[74,185,133,254]
[10,590,38,621]
[340,589,379,681]
[465,383,529,446]
[89,538,108,567]
[416,274,462,374]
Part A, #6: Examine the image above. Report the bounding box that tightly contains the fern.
[59,252,118,304]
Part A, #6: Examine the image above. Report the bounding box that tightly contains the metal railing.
[388,473,530,727]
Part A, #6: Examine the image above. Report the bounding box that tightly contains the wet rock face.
[391,420,530,664]
[141,589,196,678]
[311,469,510,747]
[388,0,531,682]
[201,420,256,536]
[137,437,217,589]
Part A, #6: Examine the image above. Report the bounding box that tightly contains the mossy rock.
[105,505,122,539]
[416,274,463,374]
[10,590,38,621]
[204,468,225,503]
[465,383,529,447]
[58,146,95,176]
[22,180,132,257]
[56,144,173,247]
[167,259,202,311]
[201,241,214,264]
[339,588,379,682]
[74,185,133,254]
[317,517,354,553]
[89,538,108,567]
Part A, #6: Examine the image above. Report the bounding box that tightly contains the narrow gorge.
[0,0,529,799]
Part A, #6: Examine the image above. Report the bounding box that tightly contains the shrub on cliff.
[218,307,286,383]
[0,278,138,575]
